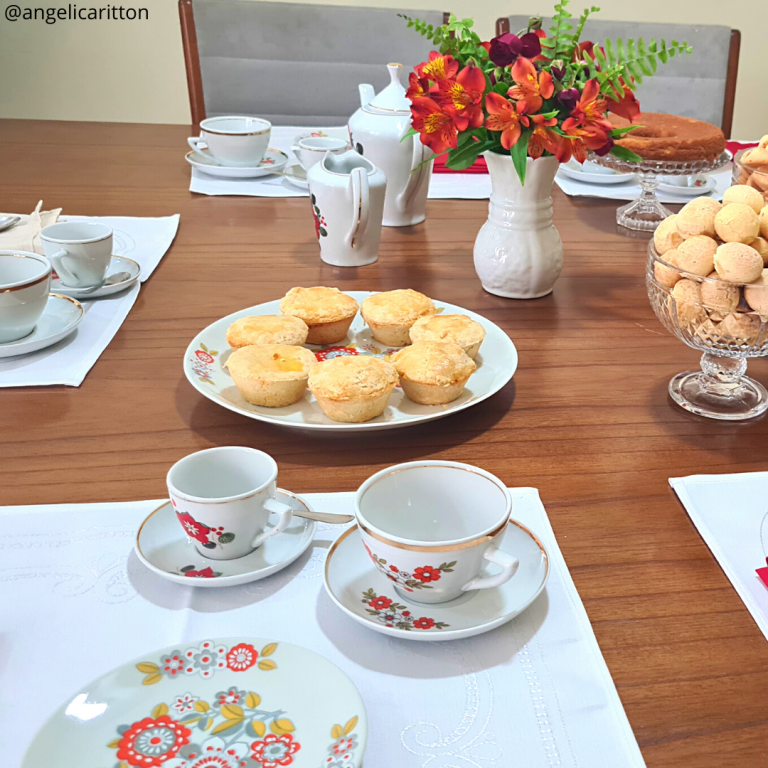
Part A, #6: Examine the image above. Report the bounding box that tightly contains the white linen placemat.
[670,471,768,641]
[0,282,139,387]
[0,488,645,768]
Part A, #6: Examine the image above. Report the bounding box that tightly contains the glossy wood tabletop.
[2,119,767,766]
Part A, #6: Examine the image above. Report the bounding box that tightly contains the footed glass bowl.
[647,240,768,420]
[593,151,729,231]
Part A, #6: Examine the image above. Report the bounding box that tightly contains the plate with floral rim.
[183,291,518,432]
[186,148,289,179]
[134,490,316,587]
[22,637,367,768]
[323,523,549,642]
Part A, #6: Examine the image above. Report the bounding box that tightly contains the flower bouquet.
[402,2,691,184]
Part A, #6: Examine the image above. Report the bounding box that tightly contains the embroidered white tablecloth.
[1,488,645,767]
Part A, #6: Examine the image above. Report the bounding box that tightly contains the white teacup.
[188,116,271,167]
[40,222,112,290]
[355,461,518,604]
[0,251,52,343]
[291,137,349,171]
[167,446,294,561]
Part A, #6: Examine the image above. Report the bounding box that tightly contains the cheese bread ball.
[714,203,759,244]
[722,184,765,214]
[744,269,768,316]
[671,279,705,327]
[700,272,740,315]
[713,242,764,283]
[676,199,719,239]
[654,248,681,289]
[675,235,717,277]
[653,215,684,255]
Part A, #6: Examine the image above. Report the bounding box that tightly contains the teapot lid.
[367,63,411,114]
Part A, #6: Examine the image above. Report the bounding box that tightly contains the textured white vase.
[473,152,563,299]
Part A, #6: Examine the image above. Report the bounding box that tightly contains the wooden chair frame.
[494,17,740,139]
[179,0,451,127]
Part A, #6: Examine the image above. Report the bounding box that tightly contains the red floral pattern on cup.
[362,541,456,591]
[176,511,211,544]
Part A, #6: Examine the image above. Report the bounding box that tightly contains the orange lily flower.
[570,138,588,163]
[528,114,571,162]
[561,79,613,137]
[606,82,640,122]
[437,64,487,130]
[406,72,430,101]
[485,92,529,150]
[416,51,459,83]
[507,57,554,114]
[410,97,459,154]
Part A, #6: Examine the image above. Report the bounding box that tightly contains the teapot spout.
[358,84,375,108]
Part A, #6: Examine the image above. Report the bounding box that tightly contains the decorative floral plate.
[22,637,367,768]
[185,149,289,179]
[324,524,549,642]
[135,490,316,587]
[183,292,518,432]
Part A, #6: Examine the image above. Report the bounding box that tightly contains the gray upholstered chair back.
[187,0,446,125]
[501,17,736,131]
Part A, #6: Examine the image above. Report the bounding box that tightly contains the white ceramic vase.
[473,152,563,299]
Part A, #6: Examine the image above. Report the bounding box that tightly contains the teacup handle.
[250,498,293,549]
[345,166,370,248]
[461,546,519,592]
[188,137,208,156]
[47,249,81,286]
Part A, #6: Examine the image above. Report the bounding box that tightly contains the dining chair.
[496,17,740,138]
[179,0,449,127]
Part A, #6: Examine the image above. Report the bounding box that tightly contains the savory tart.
[280,287,358,345]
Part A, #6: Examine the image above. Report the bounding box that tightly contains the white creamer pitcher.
[307,150,386,268]
[348,63,433,227]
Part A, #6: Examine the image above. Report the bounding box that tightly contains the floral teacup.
[354,461,518,604]
[167,447,293,561]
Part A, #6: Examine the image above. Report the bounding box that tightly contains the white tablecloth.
[0,214,179,387]
[671,472,768,641]
[1,488,645,767]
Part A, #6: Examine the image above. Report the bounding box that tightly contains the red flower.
[176,511,211,544]
[507,57,554,114]
[116,715,191,767]
[195,349,214,364]
[226,643,258,671]
[389,565,399,573]
[184,567,216,578]
[413,565,442,583]
[413,617,436,630]
[485,92,529,150]
[251,733,301,767]
[606,82,640,122]
[406,72,430,101]
[416,51,458,82]
[368,595,394,610]
[314,346,359,361]
[488,31,542,67]
[437,63,486,130]
[410,97,460,154]
[528,114,572,163]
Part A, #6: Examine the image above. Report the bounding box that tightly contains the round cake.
[608,112,725,162]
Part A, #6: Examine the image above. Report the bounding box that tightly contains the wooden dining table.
[2,118,767,767]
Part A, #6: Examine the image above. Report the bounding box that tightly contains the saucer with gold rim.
[0,294,83,359]
[134,490,315,587]
[323,522,549,641]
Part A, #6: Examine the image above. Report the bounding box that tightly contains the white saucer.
[283,163,309,189]
[658,175,717,197]
[324,522,549,641]
[558,158,636,185]
[52,255,140,298]
[186,148,289,178]
[135,490,316,587]
[0,294,83,359]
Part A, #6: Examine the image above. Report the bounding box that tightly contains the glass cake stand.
[590,151,730,231]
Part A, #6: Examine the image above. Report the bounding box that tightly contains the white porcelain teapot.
[348,63,433,227]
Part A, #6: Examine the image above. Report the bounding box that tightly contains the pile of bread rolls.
[652,184,768,344]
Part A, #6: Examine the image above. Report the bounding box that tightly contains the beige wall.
[0,0,765,136]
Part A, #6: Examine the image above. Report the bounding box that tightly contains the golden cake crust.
[308,355,398,401]
[360,289,436,327]
[409,314,486,348]
[609,112,725,162]
[390,341,476,386]
[225,344,317,382]
[226,315,309,349]
[280,287,359,324]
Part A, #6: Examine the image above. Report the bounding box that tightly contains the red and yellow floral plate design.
[183,291,517,432]
[22,637,367,768]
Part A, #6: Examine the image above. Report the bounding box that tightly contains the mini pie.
[390,341,476,405]
[280,287,359,345]
[308,355,398,423]
[226,344,317,407]
[360,289,436,347]
[409,313,487,359]
[226,315,309,349]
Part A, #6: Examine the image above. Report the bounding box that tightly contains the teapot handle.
[397,131,433,213]
[345,167,370,249]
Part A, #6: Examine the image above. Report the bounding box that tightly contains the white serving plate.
[558,158,636,185]
[22,637,367,767]
[183,292,518,432]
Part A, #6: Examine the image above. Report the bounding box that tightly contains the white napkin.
[0,488,645,768]
[0,200,62,253]
[670,472,768,640]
